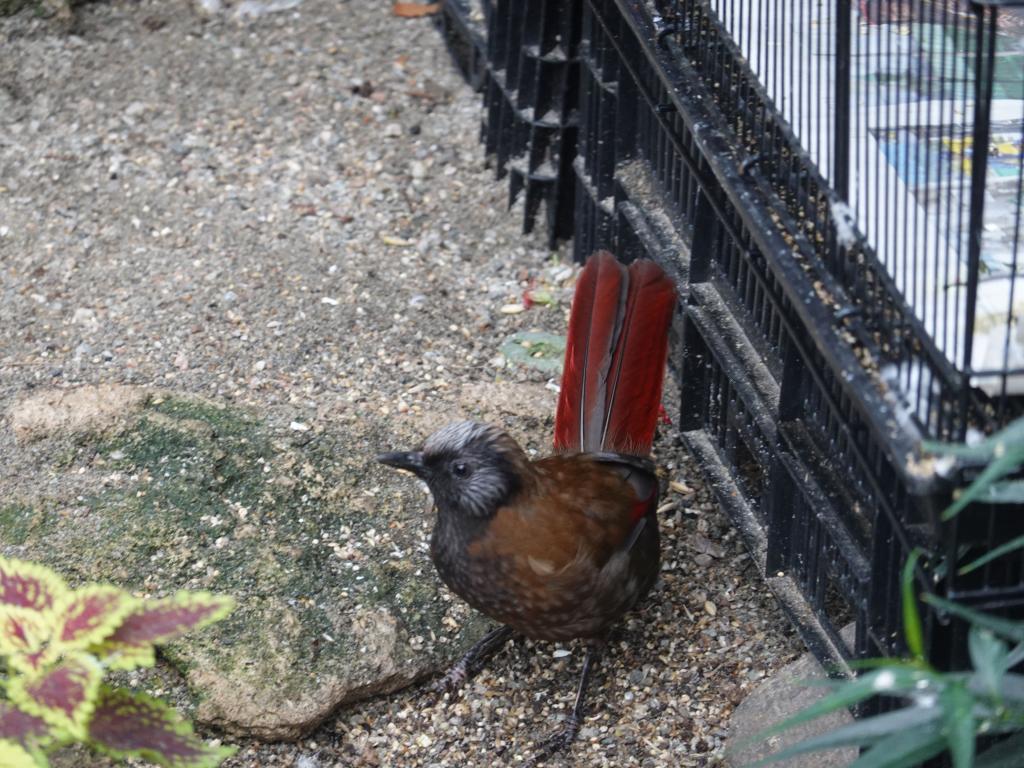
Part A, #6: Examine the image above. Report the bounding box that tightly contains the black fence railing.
[437,0,1024,682]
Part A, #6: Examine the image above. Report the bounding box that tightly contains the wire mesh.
[659,0,1024,440]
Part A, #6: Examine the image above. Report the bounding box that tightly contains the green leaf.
[848,722,946,768]
[7,653,102,740]
[0,703,59,759]
[1007,641,1024,670]
[922,417,1024,466]
[0,703,53,748]
[90,591,234,671]
[845,657,929,672]
[920,439,992,463]
[902,551,925,662]
[0,558,67,614]
[49,585,137,659]
[0,607,49,671]
[960,535,1024,576]
[969,628,1009,699]
[942,683,976,768]
[498,332,566,374]
[527,288,555,306]
[976,731,1024,767]
[0,740,45,768]
[942,443,1024,520]
[744,704,943,767]
[996,673,1024,704]
[923,595,1024,643]
[739,667,933,753]
[88,686,235,768]
[982,479,1024,504]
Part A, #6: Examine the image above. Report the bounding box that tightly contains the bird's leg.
[526,639,605,767]
[430,625,514,696]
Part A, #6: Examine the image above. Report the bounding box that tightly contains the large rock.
[0,388,494,740]
[725,629,857,768]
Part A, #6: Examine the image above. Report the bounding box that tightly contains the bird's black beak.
[376,450,427,477]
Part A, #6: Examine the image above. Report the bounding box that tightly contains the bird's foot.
[524,713,582,767]
[414,656,475,707]
[429,658,469,698]
[419,625,513,705]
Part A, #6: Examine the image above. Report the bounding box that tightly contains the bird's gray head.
[377,421,525,519]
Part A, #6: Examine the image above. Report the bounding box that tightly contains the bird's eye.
[452,461,471,478]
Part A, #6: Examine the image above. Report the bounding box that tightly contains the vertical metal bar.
[923,0,938,432]
[960,6,997,437]
[679,311,707,434]
[998,86,1024,410]
[689,190,716,284]
[903,2,915,322]
[851,0,861,261]
[834,0,851,200]
[795,0,802,140]
[941,1,961,378]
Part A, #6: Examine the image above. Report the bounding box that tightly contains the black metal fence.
[439,0,1024,676]
[670,0,1024,441]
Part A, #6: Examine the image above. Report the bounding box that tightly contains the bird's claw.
[523,714,582,767]
[417,659,469,705]
[431,661,468,695]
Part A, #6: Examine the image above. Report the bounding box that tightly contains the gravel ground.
[0,1,803,765]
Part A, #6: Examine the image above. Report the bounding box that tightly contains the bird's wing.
[469,454,655,576]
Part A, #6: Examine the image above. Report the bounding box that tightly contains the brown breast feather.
[468,454,640,578]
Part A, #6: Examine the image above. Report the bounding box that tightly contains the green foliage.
[0,556,236,767]
[739,557,1024,768]
[740,416,1024,767]
[901,549,925,664]
[499,331,567,374]
[923,415,1024,574]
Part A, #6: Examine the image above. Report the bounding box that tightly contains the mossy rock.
[0,387,490,740]
[0,0,32,14]
[0,0,72,21]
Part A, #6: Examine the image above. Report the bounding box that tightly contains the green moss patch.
[3,390,489,739]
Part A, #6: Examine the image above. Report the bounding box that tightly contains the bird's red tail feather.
[554,251,677,455]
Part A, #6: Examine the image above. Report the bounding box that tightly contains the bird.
[377,250,677,763]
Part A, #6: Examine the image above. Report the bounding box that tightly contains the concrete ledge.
[725,631,857,767]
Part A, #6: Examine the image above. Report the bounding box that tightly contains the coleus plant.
[0,556,236,767]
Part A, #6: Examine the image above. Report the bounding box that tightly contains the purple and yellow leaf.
[0,740,43,768]
[0,557,67,613]
[0,607,49,668]
[49,585,136,655]
[89,687,236,768]
[0,702,55,749]
[92,592,234,671]
[90,639,156,671]
[7,653,102,739]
